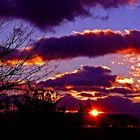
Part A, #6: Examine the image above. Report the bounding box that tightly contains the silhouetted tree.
[0,20,57,93]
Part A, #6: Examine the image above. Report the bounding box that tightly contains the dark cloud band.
[32,29,140,60]
[2,29,140,65]
[0,0,136,28]
[39,65,116,88]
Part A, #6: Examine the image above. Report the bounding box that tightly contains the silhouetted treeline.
[0,93,140,128]
[0,93,140,140]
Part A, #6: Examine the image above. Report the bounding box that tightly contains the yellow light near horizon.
[90,109,99,117]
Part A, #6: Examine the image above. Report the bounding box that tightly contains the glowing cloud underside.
[3,55,45,66]
[38,65,139,101]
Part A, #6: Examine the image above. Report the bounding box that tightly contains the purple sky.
[1,0,140,116]
[42,3,140,75]
[49,4,140,86]
[46,4,140,36]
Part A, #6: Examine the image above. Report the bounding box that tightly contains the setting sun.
[90,109,100,117]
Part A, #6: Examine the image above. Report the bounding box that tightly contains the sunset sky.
[1,0,140,118]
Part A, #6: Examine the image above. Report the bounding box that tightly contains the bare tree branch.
[0,21,58,93]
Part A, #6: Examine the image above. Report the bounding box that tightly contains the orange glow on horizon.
[65,110,78,113]
[89,109,103,117]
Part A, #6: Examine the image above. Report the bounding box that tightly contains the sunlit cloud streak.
[0,0,136,29]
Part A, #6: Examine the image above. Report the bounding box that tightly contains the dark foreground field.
[0,112,140,140]
[0,97,139,140]
[1,127,140,140]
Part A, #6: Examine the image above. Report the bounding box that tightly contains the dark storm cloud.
[39,65,117,88]
[0,0,136,28]
[31,29,140,60]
